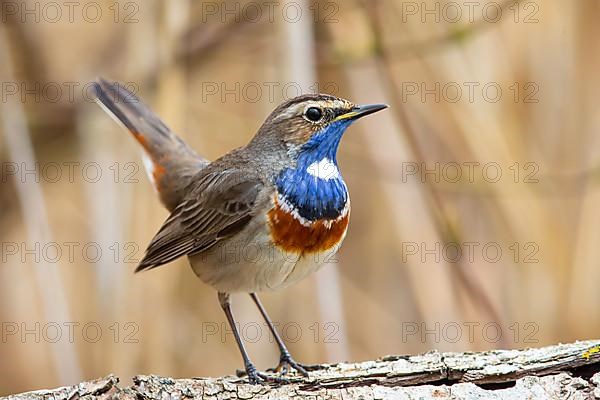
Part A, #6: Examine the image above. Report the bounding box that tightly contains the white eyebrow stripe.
[273,98,354,122]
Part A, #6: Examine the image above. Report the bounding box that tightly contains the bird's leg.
[250,293,309,377]
[218,292,287,385]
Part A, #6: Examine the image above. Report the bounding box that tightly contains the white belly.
[188,218,343,293]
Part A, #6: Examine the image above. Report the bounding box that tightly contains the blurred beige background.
[1,0,599,395]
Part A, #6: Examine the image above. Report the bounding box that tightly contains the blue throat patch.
[275,120,353,221]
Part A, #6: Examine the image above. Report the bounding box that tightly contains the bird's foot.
[236,363,290,385]
[267,352,310,377]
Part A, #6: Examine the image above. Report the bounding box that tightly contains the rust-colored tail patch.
[93,78,207,211]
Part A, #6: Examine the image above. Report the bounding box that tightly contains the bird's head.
[250,94,387,221]
[253,94,388,166]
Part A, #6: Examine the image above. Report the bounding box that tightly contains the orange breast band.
[267,196,349,254]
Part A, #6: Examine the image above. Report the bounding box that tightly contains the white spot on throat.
[306,158,339,181]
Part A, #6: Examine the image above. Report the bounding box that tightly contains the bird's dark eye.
[305,107,323,122]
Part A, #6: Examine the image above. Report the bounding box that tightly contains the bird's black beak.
[335,103,389,122]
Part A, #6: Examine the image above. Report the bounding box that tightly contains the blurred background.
[1,0,599,394]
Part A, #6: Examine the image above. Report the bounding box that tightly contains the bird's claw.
[267,353,309,377]
[236,364,290,385]
[235,353,310,384]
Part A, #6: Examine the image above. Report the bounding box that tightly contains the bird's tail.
[92,78,207,211]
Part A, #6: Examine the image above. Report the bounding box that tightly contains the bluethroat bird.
[92,78,387,384]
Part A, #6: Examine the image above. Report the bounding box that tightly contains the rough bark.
[5,340,600,399]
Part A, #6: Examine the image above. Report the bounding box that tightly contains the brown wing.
[135,169,265,272]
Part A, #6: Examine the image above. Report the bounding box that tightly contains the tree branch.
[6,340,600,399]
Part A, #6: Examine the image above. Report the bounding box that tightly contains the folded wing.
[136,169,265,271]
